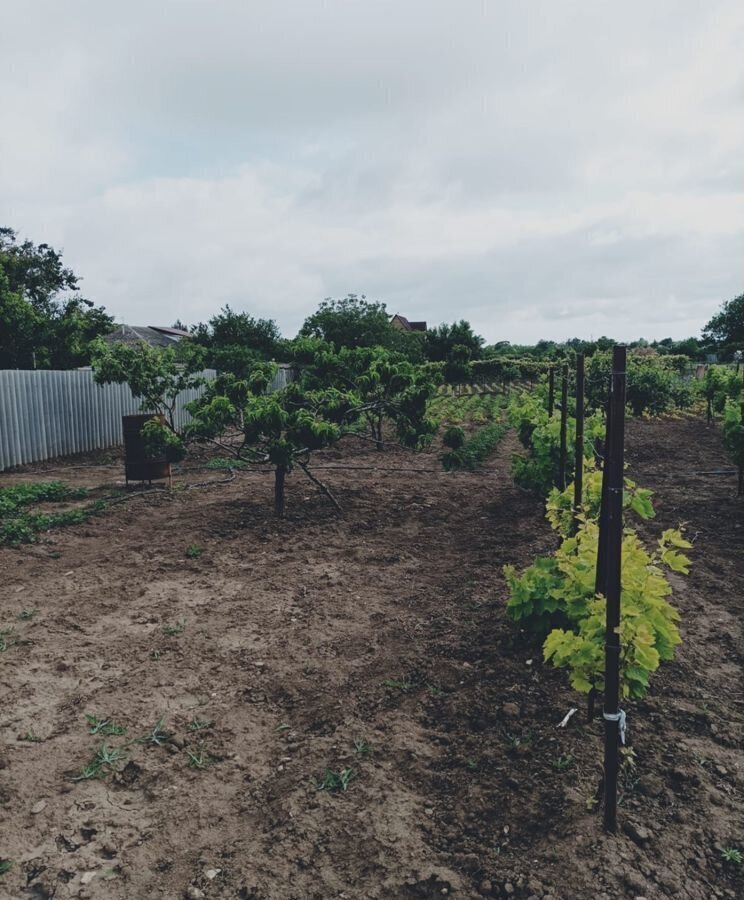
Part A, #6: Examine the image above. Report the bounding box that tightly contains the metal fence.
[0,368,220,471]
[0,365,296,471]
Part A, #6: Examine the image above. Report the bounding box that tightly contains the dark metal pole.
[573,353,585,532]
[602,345,626,833]
[548,367,555,416]
[558,364,568,489]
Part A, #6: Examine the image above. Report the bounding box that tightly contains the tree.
[90,338,206,431]
[300,294,395,350]
[423,320,484,362]
[190,305,282,376]
[186,367,351,517]
[0,227,114,368]
[186,352,438,516]
[703,292,744,349]
[291,344,439,450]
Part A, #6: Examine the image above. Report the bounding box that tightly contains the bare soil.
[0,416,742,900]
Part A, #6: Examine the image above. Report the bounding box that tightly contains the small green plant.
[353,738,371,757]
[317,767,355,792]
[20,730,43,743]
[186,747,215,770]
[0,860,13,876]
[138,719,171,746]
[189,716,213,732]
[274,723,291,733]
[185,544,204,559]
[465,758,479,771]
[85,714,127,736]
[0,630,17,653]
[552,754,574,772]
[17,608,38,621]
[162,621,186,636]
[720,847,743,865]
[74,742,127,781]
[383,678,414,693]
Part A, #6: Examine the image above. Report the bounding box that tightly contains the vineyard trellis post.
[548,366,555,417]
[573,353,585,533]
[598,345,627,833]
[558,364,568,489]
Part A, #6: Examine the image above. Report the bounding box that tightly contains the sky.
[2,1,743,345]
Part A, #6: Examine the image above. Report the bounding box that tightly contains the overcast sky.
[2,1,743,344]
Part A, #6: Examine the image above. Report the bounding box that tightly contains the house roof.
[103,325,190,348]
[391,314,427,332]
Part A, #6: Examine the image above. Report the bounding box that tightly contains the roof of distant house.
[103,325,191,348]
[390,313,427,332]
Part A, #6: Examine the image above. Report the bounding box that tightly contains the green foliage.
[190,305,282,374]
[703,292,744,347]
[140,417,186,462]
[722,402,744,488]
[317,767,356,792]
[91,339,206,430]
[585,352,695,416]
[0,481,97,546]
[703,365,742,417]
[0,227,114,369]
[545,468,656,538]
[442,425,465,450]
[186,362,347,516]
[300,294,396,350]
[508,393,604,494]
[424,320,484,362]
[442,423,507,471]
[506,520,688,699]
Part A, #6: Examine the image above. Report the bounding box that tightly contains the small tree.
[90,338,206,430]
[186,366,352,516]
[186,354,438,516]
[290,344,439,450]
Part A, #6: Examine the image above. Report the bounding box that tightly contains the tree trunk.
[376,414,384,451]
[274,466,286,518]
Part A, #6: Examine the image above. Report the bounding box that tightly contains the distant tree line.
[2,225,743,371]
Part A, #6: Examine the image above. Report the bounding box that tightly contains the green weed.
[317,767,355,792]
[16,608,38,621]
[0,629,17,652]
[186,747,215,770]
[383,678,414,693]
[0,860,13,876]
[552,754,574,772]
[138,719,171,746]
[85,714,127,736]
[720,848,743,865]
[189,716,213,732]
[162,621,185,636]
[185,544,204,559]
[353,738,371,757]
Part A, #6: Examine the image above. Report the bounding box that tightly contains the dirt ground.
[0,416,742,900]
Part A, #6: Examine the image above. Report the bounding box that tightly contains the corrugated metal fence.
[0,368,218,471]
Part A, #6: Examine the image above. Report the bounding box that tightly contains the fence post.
[573,354,585,532]
[599,345,627,833]
[548,367,555,417]
[558,364,568,489]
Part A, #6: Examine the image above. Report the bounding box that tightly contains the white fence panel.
[0,369,216,471]
[0,365,295,471]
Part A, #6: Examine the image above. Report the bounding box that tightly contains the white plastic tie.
[557,707,578,728]
[603,709,627,745]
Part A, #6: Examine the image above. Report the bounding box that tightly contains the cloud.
[1,0,742,343]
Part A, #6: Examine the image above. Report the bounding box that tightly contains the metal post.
[601,345,626,833]
[558,364,568,489]
[573,354,585,532]
[548,367,555,416]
